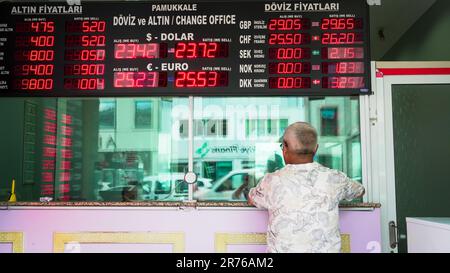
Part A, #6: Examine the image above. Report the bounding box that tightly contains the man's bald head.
[283,122,318,155]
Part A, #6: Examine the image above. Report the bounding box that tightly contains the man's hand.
[247,193,255,206]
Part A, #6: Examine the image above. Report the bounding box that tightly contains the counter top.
[0,201,381,208]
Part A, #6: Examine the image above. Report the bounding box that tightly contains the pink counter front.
[0,203,381,253]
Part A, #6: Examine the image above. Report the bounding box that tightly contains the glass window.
[245,119,287,138]
[200,161,233,181]
[0,97,189,202]
[135,100,152,129]
[0,96,362,203]
[206,119,227,137]
[320,107,338,136]
[193,97,362,202]
[99,100,115,129]
[178,120,188,138]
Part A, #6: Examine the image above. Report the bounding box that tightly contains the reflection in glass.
[193,97,362,202]
[0,96,361,203]
[99,100,115,129]
[0,97,189,202]
[134,100,152,128]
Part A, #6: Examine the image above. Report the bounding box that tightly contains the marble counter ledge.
[0,201,381,208]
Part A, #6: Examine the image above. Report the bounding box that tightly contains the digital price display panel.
[0,0,371,97]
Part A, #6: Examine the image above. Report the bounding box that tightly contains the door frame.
[361,61,450,253]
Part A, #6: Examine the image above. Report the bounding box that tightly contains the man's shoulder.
[312,162,345,175]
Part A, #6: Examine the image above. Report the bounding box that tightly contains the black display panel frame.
[0,0,371,97]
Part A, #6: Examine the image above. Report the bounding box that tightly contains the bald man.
[248,122,365,253]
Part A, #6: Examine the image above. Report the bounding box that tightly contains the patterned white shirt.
[248,162,365,253]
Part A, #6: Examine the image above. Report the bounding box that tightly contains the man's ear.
[313,144,319,155]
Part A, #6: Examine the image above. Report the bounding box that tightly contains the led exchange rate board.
[0,0,371,97]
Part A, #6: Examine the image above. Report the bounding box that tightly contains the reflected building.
[97,97,362,187]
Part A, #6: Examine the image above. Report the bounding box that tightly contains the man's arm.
[342,177,365,201]
[247,174,273,209]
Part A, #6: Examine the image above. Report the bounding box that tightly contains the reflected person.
[248,122,365,253]
[122,181,138,202]
[231,174,255,200]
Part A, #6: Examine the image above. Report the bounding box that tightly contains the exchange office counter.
[0,202,381,253]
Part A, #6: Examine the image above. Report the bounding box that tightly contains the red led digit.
[17,22,54,32]
[268,19,309,30]
[321,18,330,30]
[269,77,311,89]
[64,78,104,90]
[17,64,53,76]
[71,49,105,61]
[64,64,104,76]
[196,71,207,87]
[134,72,144,87]
[45,21,55,32]
[114,72,125,87]
[27,22,55,32]
[347,18,355,29]
[269,48,311,60]
[96,21,106,32]
[175,43,186,58]
[175,71,186,87]
[174,42,227,58]
[196,42,203,55]
[65,35,105,47]
[269,33,310,45]
[205,43,217,58]
[269,63,311,74]
[186,72,197,87]
[81,35,105,46]
[147,72,158,87]
[322,62,364,74]
[20,36,55,47]
[322,47,364,59]
[174,71,226,88]
[113,72,160,88]
[331,77,339,88]
[207,71,218,87]
[81,21,90,32]
[82,21,106,32]
[337,63,348,73]
[186,72,196,87]
[66,20,105,32]
[186,43,196,58]
[321,33,362,45]
[114,43,160,59]
[31,22,55,32]
[125,44,136,59]
[344,33,354,43]
[124,72,134,87]
[114,44,126,58]
[322,77,365,89]
[135,44,146,58]
[345,48,357,59]
[146,43,159,58]
[80,50,90,60]
[145,72,158,87]
[321,18,361,30]
[28,50,54,61]
[15,78,53,90]
[16,50,54,61]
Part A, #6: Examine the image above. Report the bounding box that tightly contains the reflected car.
[143,173,213,201]
[195,168,264,201]
[98,183,143,202]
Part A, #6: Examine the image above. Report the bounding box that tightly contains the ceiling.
[369,0,437,60]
